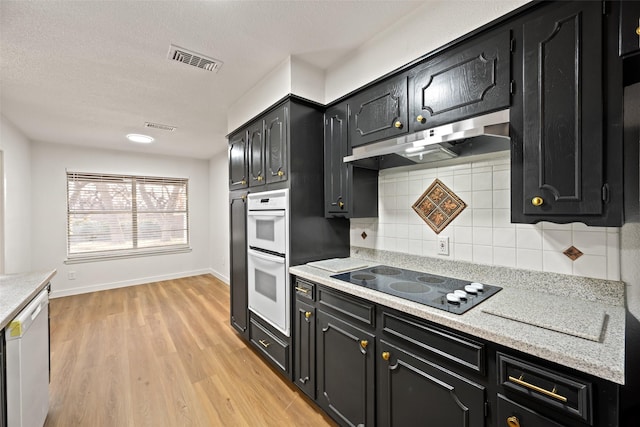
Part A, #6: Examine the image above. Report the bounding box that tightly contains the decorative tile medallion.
[361,231,368,240]
[412,178,467,234]
[563,246,584,261]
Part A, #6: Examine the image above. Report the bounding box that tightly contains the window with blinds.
[66,172,189,260]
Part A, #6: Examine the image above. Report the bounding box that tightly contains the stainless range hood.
[344,109,511,165]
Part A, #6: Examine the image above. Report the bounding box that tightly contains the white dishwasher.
[6,287,50,427]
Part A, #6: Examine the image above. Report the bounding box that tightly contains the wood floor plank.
[45,274,337,427]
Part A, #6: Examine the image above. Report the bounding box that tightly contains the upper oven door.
[247,210,286,254]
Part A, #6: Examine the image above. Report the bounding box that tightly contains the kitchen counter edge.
[0,270,57,330]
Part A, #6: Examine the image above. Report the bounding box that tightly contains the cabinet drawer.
[497,394,566,427]
[498,353,591,424]
[294,278,315,301]
[318,287,375,327]
[381,311,485,374]
[250,317,289,374]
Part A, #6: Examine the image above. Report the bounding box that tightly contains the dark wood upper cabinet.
[619,1,640,57]
[348,74,409,147]
[228,130,248,190]
[247,120,265,188]
[410,30,512,131]
[264,104,288,184]
[515,1,605,220]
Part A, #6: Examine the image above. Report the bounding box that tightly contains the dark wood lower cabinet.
[317,309,375,427]
[294,299,315,399]
[377,339,486,427]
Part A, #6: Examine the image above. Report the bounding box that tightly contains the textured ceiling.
[0,0,424,159]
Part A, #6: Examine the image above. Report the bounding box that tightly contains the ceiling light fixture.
[126,134,154,144]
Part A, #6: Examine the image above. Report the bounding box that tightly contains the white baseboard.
[50,268,219,298]
[208,268,230,285]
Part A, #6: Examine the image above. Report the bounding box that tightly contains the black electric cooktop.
[331,265,501,314]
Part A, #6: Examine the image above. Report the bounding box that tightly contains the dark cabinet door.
[324,103,350,216]
[294,299,315,399]
[517,1,604,219]
[619,1,640,57]
[247,120,265,188]
[349,75,408,147]
[317,309,375,427]
[411,30,511,131]
[228,131,248,190]
[264,104,288,184]
[377,339,486,427]
[229,193,248,338]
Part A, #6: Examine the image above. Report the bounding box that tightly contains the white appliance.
[6,287,50,427]
[247,189,290,336]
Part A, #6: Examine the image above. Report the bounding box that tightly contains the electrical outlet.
[68,271,76,280]
[437,236,449,255]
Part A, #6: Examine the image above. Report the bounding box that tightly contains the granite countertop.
[290,250,626,385]
[0,270,57,330]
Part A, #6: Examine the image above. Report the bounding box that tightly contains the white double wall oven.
[246,189,291,336]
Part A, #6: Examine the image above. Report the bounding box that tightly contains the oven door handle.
[247,210,285,217]
[248,248,285,264]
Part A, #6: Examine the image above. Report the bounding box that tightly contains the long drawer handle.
[295,286,310,294]
[258,339,271,348]
[508,375,568,402]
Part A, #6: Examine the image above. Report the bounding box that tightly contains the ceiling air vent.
[167,44,223,73]
[145,122,176,132]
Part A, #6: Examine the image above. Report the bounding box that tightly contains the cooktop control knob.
[464,285,479,294]
[470,282,484,292]
[446,293,461,304]
[454,290,468,299]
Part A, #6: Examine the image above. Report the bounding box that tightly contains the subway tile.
[473,245,493,265]
[456,191,472,206]
[472,172,492,191]
[422,227,437,241]
[541,230,572,252]
[572,223,607,233]
[396,195,410,210]
[473,227,493,246]
[396,238,409,253]
[454,226,473,244]
[382,181,396,196]
[573,254,607,280]
[492,169,510,190]
[423,240,437,257]
[542,251,573,275]
[454,208,473,226]
[455,243,473,262]
[493,209,512,228]
[607,232,621,281]
[408,239,423,255]
[384,237,397,252]
[573,230,606,256]
[436,175,454,189]
[395,179,409,196]
[408,224,423,239]
[516,227,543,250]
[396,224,409,239]
[492,189,510,209]
[409,179,424,199]
[493,247,516,268]
[453,174,472,192]
[516,248,543,271]
[541,221,572,231]
[473,209,493,227]
[493,227,516,247]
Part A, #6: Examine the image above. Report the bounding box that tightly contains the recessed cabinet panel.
[230,193,248,337]
[317,309,375,427]
[349,75,408,147]
[294,299,315,399]
[264,105,288,184]
[411,31,511,131]
[324,104,350,216]
[228,131,248,190]
[377,339,486,427]
[521,2,603,217]
[247,120,265,188]
[619,1,640,57]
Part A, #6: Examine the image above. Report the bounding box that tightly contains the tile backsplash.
[350,154,621,281]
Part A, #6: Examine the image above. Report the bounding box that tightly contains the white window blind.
[66,172,189,260]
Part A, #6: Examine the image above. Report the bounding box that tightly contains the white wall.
[324,0,529,102]
[0,115,32,273]
[622,223,640,319]
[209,149,230,283]
[30,141,211,297]
[351,156,622,281]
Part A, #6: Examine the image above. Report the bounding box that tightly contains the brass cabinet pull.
[360,340,368,349]
[636,26,640,36]
[258,339,271,348]
[508,375,568,403]
[295,286,310,294]
[531,196,544,207]
[277,170,284,177]
[257,175,263,181]
[506,415,520,427]
[305,311,312,319]
[338,201,345,209]
[241,180,247,185]
[394,121,403,129]
[416,115,425,123]
[381,351,390,361]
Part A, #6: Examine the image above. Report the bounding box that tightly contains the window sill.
[64,247,192,264]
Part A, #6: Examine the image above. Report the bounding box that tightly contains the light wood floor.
[45,274,337,427]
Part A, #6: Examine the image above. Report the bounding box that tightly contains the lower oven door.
[247,248,290,337]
